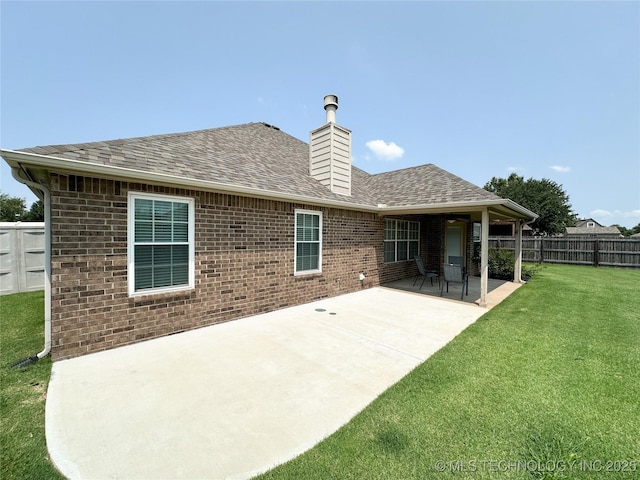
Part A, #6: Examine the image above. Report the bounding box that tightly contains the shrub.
[488,248,542,280]
[488,247,515,280]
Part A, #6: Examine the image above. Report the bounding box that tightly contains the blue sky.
[1,1,639,227]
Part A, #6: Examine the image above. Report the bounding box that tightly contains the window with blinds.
[128,193,194,295]
[295,210,322,274]
[384,219,420,263]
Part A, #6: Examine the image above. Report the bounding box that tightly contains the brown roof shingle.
[368,163,498,206]
[19,122,501,208]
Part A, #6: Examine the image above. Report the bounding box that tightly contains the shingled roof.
[370,164,498,207]
[15,122,505,210]
[565,226,622,236]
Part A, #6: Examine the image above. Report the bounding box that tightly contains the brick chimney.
[309,94,352,196]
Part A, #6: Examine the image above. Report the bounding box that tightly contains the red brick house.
[2,95,536,360]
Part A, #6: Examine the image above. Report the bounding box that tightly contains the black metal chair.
[440,263,469,300]
[448,255,463,266]
[413,255,439,289]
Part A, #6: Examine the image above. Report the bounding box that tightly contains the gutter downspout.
[519,216,538,282]
[11,167,52,361]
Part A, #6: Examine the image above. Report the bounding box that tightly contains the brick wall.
[424,214,445,272]
[49,174,391,360]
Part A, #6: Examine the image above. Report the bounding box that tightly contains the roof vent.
[324,94,338,123]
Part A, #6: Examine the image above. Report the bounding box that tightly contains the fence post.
[594,238,600,267]
[539,238,544,264]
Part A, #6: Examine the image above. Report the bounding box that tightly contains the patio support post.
[480,207,489,308]
[514,219,523,283]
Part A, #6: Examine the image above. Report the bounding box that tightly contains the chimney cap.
[323,94,338,110]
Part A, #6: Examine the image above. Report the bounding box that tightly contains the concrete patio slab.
[46,286,510,479]
[384,275,523,309]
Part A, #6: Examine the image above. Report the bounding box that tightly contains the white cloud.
[590,209,612,217]
[589,209,640,228]
[590,209,640,219]
[365,139,405,161]
[550,165,571,173]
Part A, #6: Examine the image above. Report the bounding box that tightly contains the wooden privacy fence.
[488,237,640,268]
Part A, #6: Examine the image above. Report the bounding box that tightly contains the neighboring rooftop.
[565,226,622,236]
[565,218,622,237]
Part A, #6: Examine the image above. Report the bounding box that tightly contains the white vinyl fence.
[0,222,45,295]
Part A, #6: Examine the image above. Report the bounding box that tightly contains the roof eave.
[498,199,539,221]
[377,199,538,220]
[1,149,380,213]
[1,149,539,220]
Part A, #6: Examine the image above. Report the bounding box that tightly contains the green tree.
[484,173,577,235]
[0,192,27,221]
[614,223,640,237]
[0,192,44,222]
[23,200,44,222]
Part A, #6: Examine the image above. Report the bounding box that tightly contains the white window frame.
[294,209,322,275]
[384,219,420,263]
[127,192,195,296]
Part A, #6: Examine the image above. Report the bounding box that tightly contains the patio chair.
[440,263,469,300]
[413,255,439,289]
[448,255,463,266]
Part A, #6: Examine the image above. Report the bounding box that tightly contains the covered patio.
[379,198,538,308]
[383,274,523,310]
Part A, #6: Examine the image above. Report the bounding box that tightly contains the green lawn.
[1,266,639,479]
[257,265,640,479]
[0,291,64,479]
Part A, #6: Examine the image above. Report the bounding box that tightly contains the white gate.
[0,222,45,295]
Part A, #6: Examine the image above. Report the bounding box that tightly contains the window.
[384,219,419,263]
[295,210,322,274]
[128,193,195,295]
[473,222,482,261]
[473,222,481,242]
